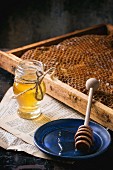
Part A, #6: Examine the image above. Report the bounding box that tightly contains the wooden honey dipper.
[74,78,99,152]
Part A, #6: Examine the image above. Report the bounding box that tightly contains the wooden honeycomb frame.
[0,23,113,130]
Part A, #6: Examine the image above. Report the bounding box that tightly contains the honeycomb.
[21,33,113,109]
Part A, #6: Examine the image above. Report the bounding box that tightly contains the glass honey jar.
[13,60,46,119]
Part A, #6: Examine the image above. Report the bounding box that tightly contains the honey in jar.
[13,60,46,119]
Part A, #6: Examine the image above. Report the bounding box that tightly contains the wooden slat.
[0,51,21,74]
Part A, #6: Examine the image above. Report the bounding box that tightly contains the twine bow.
[12,67,55,101]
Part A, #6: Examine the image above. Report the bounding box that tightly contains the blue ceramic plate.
[34,119,111,160]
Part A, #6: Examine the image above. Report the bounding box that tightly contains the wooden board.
[0,23,113,130]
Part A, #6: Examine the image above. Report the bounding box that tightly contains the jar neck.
[14,60,44,83]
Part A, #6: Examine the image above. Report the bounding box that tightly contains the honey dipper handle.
[84,78,99,126]
[84,87,94,126]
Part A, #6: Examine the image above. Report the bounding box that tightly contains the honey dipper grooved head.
[74,125,93,152]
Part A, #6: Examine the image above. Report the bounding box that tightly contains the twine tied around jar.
[12,66,56,101]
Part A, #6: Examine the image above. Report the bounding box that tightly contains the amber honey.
[13,60,46,119]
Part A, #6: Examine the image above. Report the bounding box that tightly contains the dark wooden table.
[0,67,113,170]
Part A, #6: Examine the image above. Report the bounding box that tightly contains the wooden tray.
[0,23,113,130]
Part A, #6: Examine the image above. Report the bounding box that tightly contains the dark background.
[0,0,113,49]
